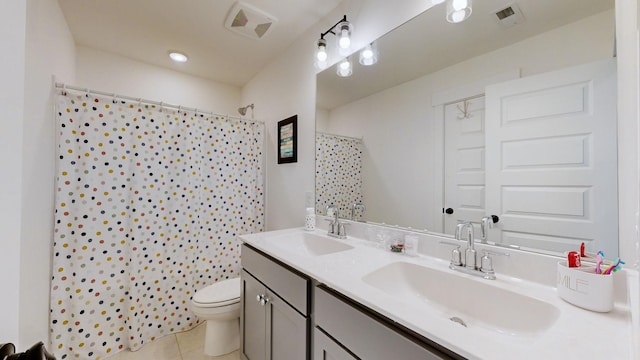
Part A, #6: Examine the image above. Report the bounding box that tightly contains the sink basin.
[266,232,354,256]
[362,262,560,335]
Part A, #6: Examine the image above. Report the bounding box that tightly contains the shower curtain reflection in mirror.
[315,132,363,219]
[50,89,265,359]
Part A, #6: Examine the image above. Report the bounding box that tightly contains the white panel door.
[443,96,486,235]
[485,60,617,255]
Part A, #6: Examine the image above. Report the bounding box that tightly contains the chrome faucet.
[325,204,347,239]
[351,202,365,221]
[455,221,476,270]
[480,215,499,241]
[446,220,509,280]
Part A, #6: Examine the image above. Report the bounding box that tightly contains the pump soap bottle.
[304,207,316,231]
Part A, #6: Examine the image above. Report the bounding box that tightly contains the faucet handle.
[337,221,350,236]
[480,249,509,275]
[480,252,494,274]
[451,246,462,266]
[324,217,336,233]
[482,249,509,257]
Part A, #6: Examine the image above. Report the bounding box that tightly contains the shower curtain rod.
[316,131,363,141]
[54,82,264,124]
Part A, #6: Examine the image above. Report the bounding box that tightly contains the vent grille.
[231,10,249,27]
[224,1,277,40]
[496,7,516,20]
[494,3,525,28]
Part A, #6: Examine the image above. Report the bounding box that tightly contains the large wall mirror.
[315,0,618,257]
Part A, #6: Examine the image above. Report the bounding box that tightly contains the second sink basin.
[362,262,560,336]
[266,232,354,256]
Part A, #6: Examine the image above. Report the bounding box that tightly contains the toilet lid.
[193,277,241,306]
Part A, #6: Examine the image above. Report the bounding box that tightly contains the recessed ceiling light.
[169,51,188,63]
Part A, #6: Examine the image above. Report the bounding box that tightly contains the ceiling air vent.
[494,3,525,29]
[224,1,278,40]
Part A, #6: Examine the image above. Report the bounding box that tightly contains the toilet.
[191,277,241,356]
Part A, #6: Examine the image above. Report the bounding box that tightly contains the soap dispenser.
[304,207,316,231]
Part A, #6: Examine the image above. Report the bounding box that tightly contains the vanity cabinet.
[240,243,463,360]
[314,328,358,360]
[314,285,464,360]
[240,244,310,360]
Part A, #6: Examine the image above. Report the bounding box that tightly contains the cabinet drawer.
[242,243,310,315]
[315,286,464,360]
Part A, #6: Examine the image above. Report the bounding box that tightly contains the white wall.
[615,0,640,355]
[0,0,27,346]
[615,0,640,268]
[20,0,76,348]
[242,0,433,231]
[76,47,241,115]
[315,108,329,133]
[325,10,614,231]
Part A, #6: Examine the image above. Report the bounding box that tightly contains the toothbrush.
[603,258,625,275]
[602,259,617,275]
[595,252,603,274]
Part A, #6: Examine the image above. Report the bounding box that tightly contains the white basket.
[556,261,614,312]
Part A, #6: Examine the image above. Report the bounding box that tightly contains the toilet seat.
[193,277,241,308]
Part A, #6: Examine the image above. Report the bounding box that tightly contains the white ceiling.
[57,0,343,87]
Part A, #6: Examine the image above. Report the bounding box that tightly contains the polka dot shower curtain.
[315,133,363,218]
[50,88,264,359]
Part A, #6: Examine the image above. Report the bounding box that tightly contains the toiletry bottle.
[305,207,316,231]
[404,235,418,256]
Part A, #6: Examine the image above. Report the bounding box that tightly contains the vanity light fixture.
[359,42,378,66]
[169,51,188,63]
[446,0,473,23]
[336,57,353,77]
[314,15,353,69]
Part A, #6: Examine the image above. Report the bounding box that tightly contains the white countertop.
[239,227,634,360]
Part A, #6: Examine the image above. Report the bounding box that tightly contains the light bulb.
[359,43,378,66]
[339,29,351,49]
[169,51,188,63]
[446,0,472,23]
[336,58,352,77]
[315,39,328,69]
[452,0,468,11]
[336,21,352,56]
[450,10,466,23]
[316,45,327,62]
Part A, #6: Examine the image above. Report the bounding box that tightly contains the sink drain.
[449,316,467,327]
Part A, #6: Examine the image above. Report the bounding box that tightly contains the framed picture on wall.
[277,115,297,164]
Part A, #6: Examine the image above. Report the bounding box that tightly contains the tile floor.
[105,323,240,360]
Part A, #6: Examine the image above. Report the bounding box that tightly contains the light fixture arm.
[319,15,348,40]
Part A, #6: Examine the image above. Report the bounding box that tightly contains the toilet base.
[204,318,240,356]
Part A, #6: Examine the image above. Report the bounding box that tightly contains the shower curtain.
[49,89,265,359]
[315,133,363,218]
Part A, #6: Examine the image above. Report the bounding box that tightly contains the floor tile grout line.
[174,334,185,360]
